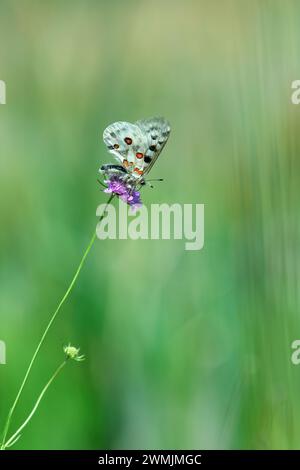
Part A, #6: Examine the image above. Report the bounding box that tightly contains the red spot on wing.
[136,152,144,159]
[124,137,133,145]
[134,167,144,175]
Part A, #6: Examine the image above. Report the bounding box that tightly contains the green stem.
[3,360,67,449]
[1,193,114,449]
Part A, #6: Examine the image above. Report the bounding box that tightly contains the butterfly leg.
[97,178,107,188]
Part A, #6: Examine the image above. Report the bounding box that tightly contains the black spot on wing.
[144,156,152,164]
[149,145,156,151]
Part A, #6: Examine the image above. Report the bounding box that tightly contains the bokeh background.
[1,0,300,450]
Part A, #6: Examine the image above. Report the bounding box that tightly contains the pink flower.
[104,176,142,211]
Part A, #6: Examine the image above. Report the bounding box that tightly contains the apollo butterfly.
[100,117,171,185]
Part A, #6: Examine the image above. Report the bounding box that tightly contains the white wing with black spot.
[102,117,170,180]
[103,121,148,177]
[135,117,171,175]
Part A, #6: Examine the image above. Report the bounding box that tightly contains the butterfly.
[100,117,171,187]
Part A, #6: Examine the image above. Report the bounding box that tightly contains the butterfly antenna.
[143,178,164,189]
[147,178,164,182]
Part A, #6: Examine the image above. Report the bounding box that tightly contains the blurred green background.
[1,0,300,450]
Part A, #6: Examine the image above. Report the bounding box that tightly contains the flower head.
[103,176,128,197]
[120,189,142,211]
[64,344,85,362]
[103,175,142,212]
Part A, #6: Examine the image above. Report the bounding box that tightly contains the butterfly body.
[100,117,170,187]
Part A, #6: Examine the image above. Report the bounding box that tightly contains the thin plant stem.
[3,360,68,449]
[1,193,115,449]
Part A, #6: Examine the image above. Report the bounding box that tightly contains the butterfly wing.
[103,121,148,178]
[135,117,171,176]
